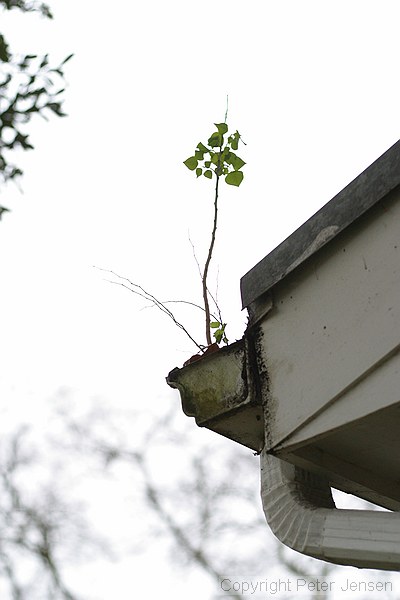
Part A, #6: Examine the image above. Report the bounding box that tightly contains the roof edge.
[241,139,400,309]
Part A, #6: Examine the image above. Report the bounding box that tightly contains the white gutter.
[261,450,400,571]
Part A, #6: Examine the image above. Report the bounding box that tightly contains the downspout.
[261,450,400,571]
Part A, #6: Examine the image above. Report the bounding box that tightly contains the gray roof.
[240,139,400,308]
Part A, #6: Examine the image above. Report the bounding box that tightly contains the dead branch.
[95,267,204,352]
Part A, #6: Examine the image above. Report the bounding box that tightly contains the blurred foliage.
[0,0,53,17]
[0,422,96,600]
[0,0,72,218]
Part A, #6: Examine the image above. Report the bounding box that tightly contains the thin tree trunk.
[202,168,220,345]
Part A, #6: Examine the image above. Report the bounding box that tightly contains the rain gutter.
[261,451,400,570]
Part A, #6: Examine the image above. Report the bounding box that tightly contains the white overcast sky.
[1,0,400,597]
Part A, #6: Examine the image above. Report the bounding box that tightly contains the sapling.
[99,114,245,357]
[183,121,246,347]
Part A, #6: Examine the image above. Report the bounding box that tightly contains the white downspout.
[261,450,400,571]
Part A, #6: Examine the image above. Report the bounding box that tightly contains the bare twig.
[95,267,204,352]
[188,232,203,281]
[141,299,206,314]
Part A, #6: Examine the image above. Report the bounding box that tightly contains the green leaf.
[208,131,222,148]
[204,161,211,168]
[183,156,198,171]
[197,142,209,153]
[225,171,244,186]
[204,170,213,179]
[214,329,223,344]
[221,147,230,162]
[215,122,228,135]
[229,153,246,171]
[196,167,202,178]
[230,131,240,150]
[195,149,204,160]
[210,321,220,328]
